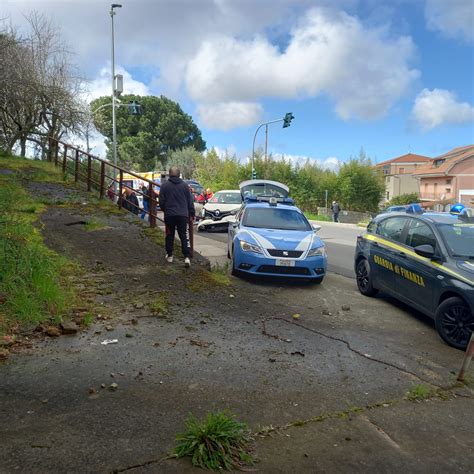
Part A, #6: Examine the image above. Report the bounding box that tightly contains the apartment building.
[375,153,432,202]
[413,145,474,207]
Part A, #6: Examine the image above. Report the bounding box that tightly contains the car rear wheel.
[435,297,473,350]
[356,258,378,297]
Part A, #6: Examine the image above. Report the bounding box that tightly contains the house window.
[386,192,390,200]
[399,168,404,174]
[434,159,445,168]
[446,179,451,184]
[434,183,438,195]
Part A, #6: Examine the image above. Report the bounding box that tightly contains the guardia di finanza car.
[355,204,474,349]
[228,180,327,282]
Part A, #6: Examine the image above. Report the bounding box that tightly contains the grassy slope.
[0,154,76,335]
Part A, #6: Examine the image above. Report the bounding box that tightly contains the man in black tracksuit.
[159,166,195,267]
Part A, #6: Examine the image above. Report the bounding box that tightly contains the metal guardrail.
[46,137,194,257]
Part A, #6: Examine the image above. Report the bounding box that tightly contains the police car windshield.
[437,223,474,258]
[243,208,311,231]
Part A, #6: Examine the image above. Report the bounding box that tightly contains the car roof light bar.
[405,203,424,214]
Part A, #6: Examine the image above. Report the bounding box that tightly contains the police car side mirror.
[312,224,321,232]
[414,244,435,259]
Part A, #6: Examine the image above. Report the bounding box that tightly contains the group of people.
[114,170,195,267]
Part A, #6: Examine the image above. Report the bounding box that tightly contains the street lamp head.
[111,4,122,8]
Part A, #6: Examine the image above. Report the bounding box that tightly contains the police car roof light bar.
[405,203,423,214]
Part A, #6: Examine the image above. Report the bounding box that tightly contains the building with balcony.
[374,153,432,203]
[413,145,474,207]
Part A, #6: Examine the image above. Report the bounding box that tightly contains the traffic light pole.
[251,118,284,178]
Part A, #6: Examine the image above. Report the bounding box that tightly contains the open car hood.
[239,180,289,200]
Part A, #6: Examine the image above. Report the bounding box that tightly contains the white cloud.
[425,0,474,42]
[411,88,474,131]
[273,153,340,171]
[186,8,419,126]
[197,102,263,130]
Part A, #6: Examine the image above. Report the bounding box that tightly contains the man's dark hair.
[169,166,180,177]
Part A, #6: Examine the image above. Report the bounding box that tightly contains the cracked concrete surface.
[1,179,473,473]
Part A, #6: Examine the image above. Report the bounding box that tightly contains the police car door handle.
[398,251,407,258]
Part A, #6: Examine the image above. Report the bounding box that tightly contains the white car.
[197,190,242,232]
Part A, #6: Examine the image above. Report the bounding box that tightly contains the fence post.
[62,145,68,173]
[118,170,123,209]
[47,137,53,162]
[87,155,92,191]
[99,162,105,199]
[53,140,59,166]
[457,333,474,382]
[74,149,79,182]
[149,182,156,228]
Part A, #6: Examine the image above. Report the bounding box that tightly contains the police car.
[355,204,474,349]
[228,180,327,282]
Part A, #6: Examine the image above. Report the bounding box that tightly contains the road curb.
[309,220,366,230]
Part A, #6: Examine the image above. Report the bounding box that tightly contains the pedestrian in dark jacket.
[140,184,150,220]
[331,200,340,223]
[159,166,195,267]
[122,187,140,215]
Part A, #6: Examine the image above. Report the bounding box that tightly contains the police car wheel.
[356,259,378,297]
[435,297,473,350]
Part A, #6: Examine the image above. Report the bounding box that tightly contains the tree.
[90,95,206,170]
[168,146,202,179]
[387,192,420,206]
[337,159,385,212]
[0,13,86,156]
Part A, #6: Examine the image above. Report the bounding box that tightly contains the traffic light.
[282,112,294,128]
[129,100,141,115]
[252,169,257,179]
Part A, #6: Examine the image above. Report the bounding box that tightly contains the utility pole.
[110,3,122,185]
[264,124,268,162]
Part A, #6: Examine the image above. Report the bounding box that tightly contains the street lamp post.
[110,3,122,181]
[251,113,294,179]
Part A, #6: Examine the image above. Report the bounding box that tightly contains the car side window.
[366,220,377,234]
[377,217,408,243]
[405,220,437,249]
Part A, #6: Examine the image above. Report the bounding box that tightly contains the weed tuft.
[405,384,435,401]
[149,291,169,315]
[173,411,254,471]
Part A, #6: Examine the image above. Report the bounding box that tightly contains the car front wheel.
[435,297,474,350]
[356,258,378,297]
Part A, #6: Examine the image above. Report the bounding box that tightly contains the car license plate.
[275,259,295,267]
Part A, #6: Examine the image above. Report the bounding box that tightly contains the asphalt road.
[195,222,362,278]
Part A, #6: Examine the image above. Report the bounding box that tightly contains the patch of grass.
[210,263,231,286]
[0,154,75,334]
[84,218,109,232]
[149,291,169,315]
[304,212,331,222]
[81,312,94,327]
[405,384,436,401]
[172,411,254,471]
[187,267,231,293]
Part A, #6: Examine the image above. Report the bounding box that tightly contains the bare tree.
[0,13,87,157]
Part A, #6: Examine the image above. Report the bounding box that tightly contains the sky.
[2,0,474,168]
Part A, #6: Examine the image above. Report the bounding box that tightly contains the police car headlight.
[307,246,326,257]
[240,240,263,254]
[230,208,238,215]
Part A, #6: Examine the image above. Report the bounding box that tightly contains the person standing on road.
[331,200,340,223]
[159,166,194,267]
